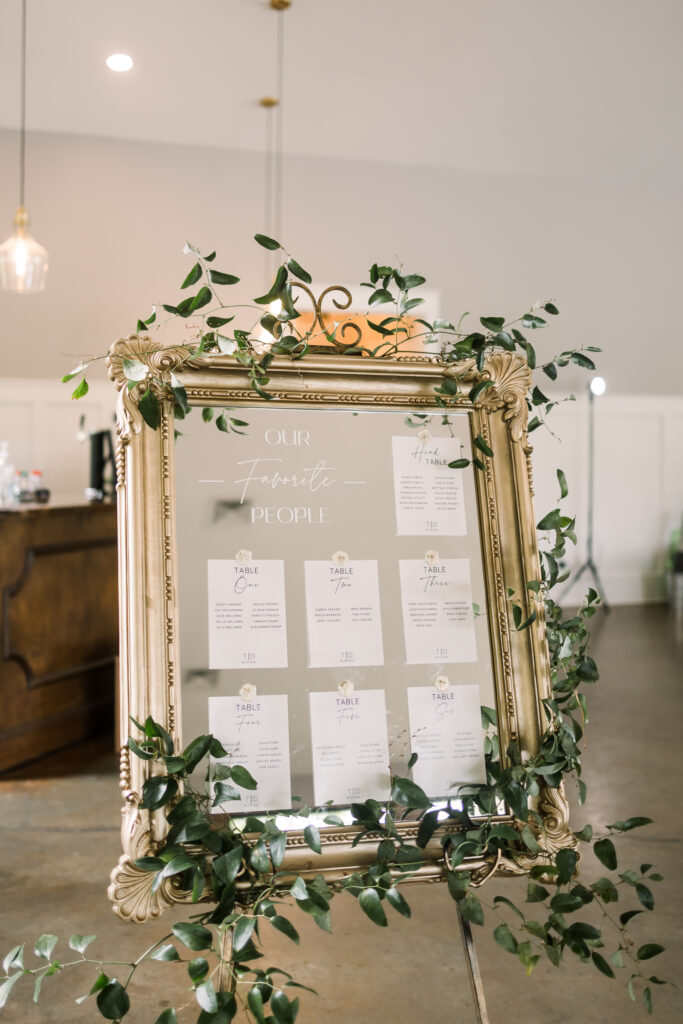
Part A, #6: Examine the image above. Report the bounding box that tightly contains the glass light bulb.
[0,223,48,293]
[106,53,134,72]
[590,376,606,397]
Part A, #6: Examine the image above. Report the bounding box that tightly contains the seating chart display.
[176,407,495,817]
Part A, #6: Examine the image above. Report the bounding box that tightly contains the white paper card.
[208,559,287,670]
[407,684,486,793]
[392,436,466,536]
[304,560,384,668]
[399,558,477,664]
[208,695,292,812]
[309,689,391,805]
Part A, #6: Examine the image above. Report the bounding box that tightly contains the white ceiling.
[0,0,681,184]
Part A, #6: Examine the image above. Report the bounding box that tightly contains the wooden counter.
[0,502,117,772]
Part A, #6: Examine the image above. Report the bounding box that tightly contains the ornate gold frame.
[106,338,574,922]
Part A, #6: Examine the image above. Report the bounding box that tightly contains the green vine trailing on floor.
[1,240,669,1021]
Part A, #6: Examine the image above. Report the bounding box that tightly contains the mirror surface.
[175,405,496,819]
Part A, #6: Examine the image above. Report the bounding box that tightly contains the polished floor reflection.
[1,606,681,1023]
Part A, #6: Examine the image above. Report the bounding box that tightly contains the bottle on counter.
[30,469,50,504]
[0,441,15,507]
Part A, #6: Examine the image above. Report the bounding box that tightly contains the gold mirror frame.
[106,339,574,923]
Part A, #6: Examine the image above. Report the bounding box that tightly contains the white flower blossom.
[434,675,450,692]
[417,428,432,445]
[424,550,439,565]
[332,550,349,566]
[235,549,252,565]
[337,679,354,696]
[239,683,257,701]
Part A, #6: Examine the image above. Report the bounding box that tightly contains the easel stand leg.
[457,906,490,1024]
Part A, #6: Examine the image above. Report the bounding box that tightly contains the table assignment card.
[207,559,288,670]
[399,558,477,664]
[304,559,384,668]
[309,689,391,806]
[208,694,292,812]
[391,435,467,536]
[407,683,486,794]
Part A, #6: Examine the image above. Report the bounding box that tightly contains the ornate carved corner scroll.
[106,334,198,448]
[446,351,532,452]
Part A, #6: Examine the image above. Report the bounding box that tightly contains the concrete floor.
[1,606,681,1023]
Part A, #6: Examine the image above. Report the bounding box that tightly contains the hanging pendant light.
[0,0,48,293]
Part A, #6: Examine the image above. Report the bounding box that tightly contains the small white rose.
[337,679,354,696]
[424,550,439,565]
[239,683,257,701]
[417,428,432,445]
[434,675,450,692]
[332,550,349,566]
[235,549,252,565]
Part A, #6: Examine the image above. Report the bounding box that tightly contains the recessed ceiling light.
[106,53,134,73]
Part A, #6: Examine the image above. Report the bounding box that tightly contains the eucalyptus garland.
[0,238,668,1021]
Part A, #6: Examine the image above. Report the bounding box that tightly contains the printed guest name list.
[207,559,287,670]
[399,558,477,664]
[304,560,384,668]
[392,435,466,536]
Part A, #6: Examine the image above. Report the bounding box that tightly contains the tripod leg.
[457,906,490,1024]
[587,559,610,614]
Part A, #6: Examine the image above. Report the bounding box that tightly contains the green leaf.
[186,957,209,984]
[644,987,653,1014]
[71,377,89,400]
[473,434,494,458]
[248,987,266,1024]
[3,944,24,972]
[195,978,218,1014]
[215,847,244,888]
[287,258,312,284]
[68,934,97,955]
[358,888,388,927]
[556,848,578,885]
[526,882,549,903]
[544,302,559,315]
[62,361,87,382]
[150,944,181,962]
[96,980,131,1020]
[254,264,288,305]
[635,883,655,910]
[233,917,256,952]
[637,944,665,961]
[271,990,295,1024]
[209,270,240,286]
[172,923,213,951]
[254,233,281,250]
[231,765,258,790]
[493,923,518,953]
[368,288,394,307]
[189,285,212,312]
[206,315,235,328]
[303,824,321,855]
[139,388,161,430]
[34,935,58,960]
[460,894,485,926]
[249,841,271,874]
[270,916,300,944]
[0,974,24,1010]
[594,838,617,871]
[390,776,431,809]
[468,379,496,403]
[140,775,178,811]
[154,1010,178,1024]
[202,407,214,423]
[592,952,615,978]
[609,816,653,832]
[448,459,470,469]
[557,468,568,499]
[480,316,505,332]
[385,887,411,918]
[181,263,202,289]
